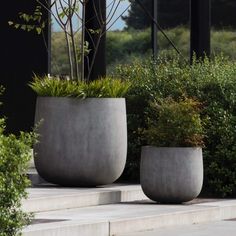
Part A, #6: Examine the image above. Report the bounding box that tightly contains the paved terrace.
[21,183,236,236]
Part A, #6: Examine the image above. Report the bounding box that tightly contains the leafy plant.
[0,90,38,235]
[8,5,45,35]
[9,0,127,81]
[50,27,236,75]
[144,97,204,147]
[116,54,236,197]
[29,75,131,98]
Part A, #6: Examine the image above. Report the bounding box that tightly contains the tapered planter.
[140,146,203,203]
[34,97,127,186]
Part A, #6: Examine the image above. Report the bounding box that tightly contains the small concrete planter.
[140,146,203,203]
[34,97,127,186]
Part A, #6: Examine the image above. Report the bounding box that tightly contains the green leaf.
[36,27,42,34]
[14,24,20,29]
[21,25,27,30]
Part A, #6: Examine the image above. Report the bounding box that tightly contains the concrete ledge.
[23,220,108,236]
[23,199,236,236]
[22,184,147,213]
[118,220,236,236]
[27,170,47,186]
[110,200,236,235]
[21,184,236,236]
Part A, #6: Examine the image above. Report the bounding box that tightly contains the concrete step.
[24,220,108,236]
[27,169,48,186]
[23,198,236,236]
[27,154,48,186]
[22,184,148,213]
[118,219,236,236]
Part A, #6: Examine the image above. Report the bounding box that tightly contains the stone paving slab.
[23,220,108,236]
[23,198,236,236]
[22,184,147,212]
[118,220,236,236]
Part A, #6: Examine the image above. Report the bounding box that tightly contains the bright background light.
[52,0,129,32]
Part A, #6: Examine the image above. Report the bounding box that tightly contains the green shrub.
[51,27,236,75]
[0,87,37,235]
[29,76,131,98]
[116,54,236,197]
[0,118,37,235]
[145,97,204,147]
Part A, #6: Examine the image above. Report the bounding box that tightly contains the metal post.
[85,0,106,81]
[190,0,211,61]
[152,0,158,59]
[0,0,49,133]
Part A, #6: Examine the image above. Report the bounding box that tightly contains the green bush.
[0,89,37,235]
[51,27,236,75]
[29,76,131,98]
[116,54,236,197]
[145,97,204,147]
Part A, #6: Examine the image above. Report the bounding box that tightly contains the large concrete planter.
[34,97,127,186]
[140,146,203,203]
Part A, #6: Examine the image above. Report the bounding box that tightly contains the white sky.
[52,0,130,31]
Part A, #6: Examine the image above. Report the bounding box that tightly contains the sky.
[107,0,130,30]
[52,0,130,32]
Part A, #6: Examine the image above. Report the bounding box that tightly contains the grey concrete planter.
[140,146,203,203]
[34,97,127,186]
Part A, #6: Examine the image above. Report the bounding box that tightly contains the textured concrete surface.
[118,220,236,236]
[23,220,108,236]
[23,198,236,235]
[141,146,203,203]
[22,184,148,212]
[27,169,47,185]
[21,184,236,236]
[34,97,127,186]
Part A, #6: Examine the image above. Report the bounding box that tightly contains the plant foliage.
[145,97,204,147]
[9,0,126,81]
[116,53,236,197]
[51,27,236,76]
[29,75,131,98]
[0,91,38,235]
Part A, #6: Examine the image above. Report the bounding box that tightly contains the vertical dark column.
[190,0,211,61]
[85,0,106,81]
[0,1,49,133]
[152,0,158,59]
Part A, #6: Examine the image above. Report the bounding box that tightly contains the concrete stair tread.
[22,184,148,212]
[23,197,236,236]
[24,219,108,236]
[118,220,236,236]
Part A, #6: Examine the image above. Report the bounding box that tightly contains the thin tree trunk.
[81,1,86,81]
[65,29,74,79]
[68,0,79,80]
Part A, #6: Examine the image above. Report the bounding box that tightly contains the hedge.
[116,53,236,197]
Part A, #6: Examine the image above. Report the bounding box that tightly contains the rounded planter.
[34,97,127,186]
[140,146,203,203]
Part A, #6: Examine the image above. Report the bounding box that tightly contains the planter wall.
[140,146,203,203]
[34,97,127,186]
